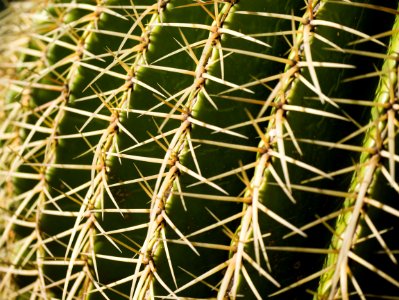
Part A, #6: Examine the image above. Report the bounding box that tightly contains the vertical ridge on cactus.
[1,0,399,299]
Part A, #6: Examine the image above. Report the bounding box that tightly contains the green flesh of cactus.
[1,0,399,299]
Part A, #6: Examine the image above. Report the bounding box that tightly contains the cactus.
[1,0,399,299]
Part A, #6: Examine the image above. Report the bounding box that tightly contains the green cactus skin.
[1,0,399,299]
[317,10,399,299]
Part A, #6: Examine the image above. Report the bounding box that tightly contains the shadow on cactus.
[1,0,399,299]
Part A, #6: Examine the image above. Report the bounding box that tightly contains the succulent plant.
[1,0,399,299]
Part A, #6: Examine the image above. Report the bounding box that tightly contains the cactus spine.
[1,0,399,299]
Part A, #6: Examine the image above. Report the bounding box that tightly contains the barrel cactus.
[1,0,399,299]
